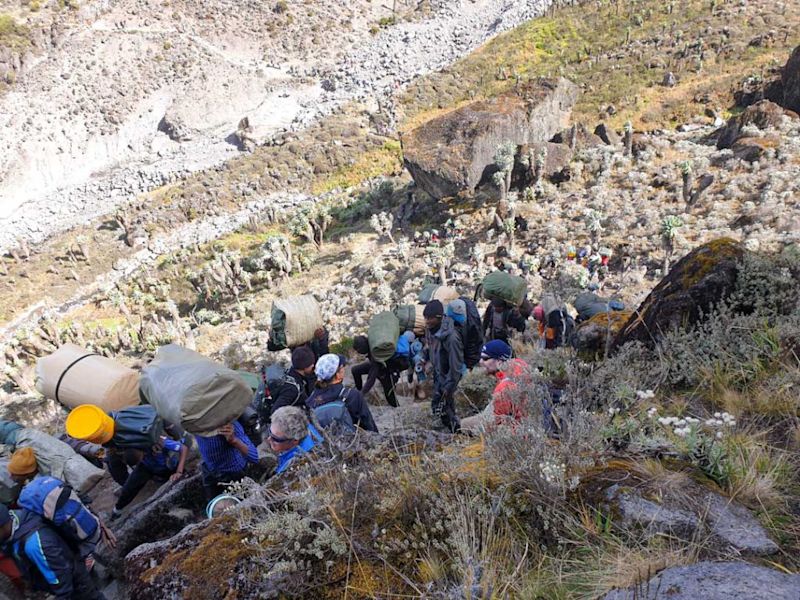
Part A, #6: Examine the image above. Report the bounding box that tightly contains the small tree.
[623,121,634,157]
[584,209,605,247]
[661,215,683,273]
[492,142,517,200]
[289,206,332,249]
[679,160,693,203]
[369,212,395,243]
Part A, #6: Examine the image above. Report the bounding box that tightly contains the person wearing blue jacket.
[0,504,106,600]
[268,407,324,475]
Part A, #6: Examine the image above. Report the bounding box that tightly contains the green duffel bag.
[368,311,401,365]
[418,284,459,305]
[481,271,528,307]
[393,304,425,336]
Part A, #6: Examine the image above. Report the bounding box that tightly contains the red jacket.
[492,359,530,425]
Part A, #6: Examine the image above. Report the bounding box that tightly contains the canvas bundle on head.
[139,345,252,435]
[393,304,426,336]
[35,344,140,411]
[368,312,401,365]
[269,295,323,350]
[480,271,528,307]
[418,284,460,306]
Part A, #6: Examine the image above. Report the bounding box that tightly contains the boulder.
[603,561,800,600]
[594,123,621,146]
[701,491,779,555]
[604,484,699,539]
[716,100,787,149]
[613,239,743,349]
[573,310,633,359]
[551,123,603,148]
[402,78,578,199]
[781,45,800,113]
[731,135,781,162]
[157,109,194,142]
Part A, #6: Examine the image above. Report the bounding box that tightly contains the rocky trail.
[0,0,552,252]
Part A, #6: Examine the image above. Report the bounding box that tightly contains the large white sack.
[35,344,140,411]
[14,428,105,493]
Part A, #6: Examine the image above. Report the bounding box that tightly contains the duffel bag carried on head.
[393,304,425,336]
[269,295,323,350]
[139,345,252,435]
[418,284,459,306]
[35,344,140,411]
[368,312,401,365]
[481,271,528,307]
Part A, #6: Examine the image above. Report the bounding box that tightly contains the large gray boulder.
[603,561,800,600]
[781,45,800,113]
[401,78,578,199]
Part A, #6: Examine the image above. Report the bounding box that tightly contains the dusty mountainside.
[0,0,551,250]
[0,0,799,598]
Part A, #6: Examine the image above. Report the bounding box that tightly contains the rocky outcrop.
[613,239,743,349]
[401,77,578,199]
[97,473,208,573]
[781,45,800,113]
[603,482,779,555]
[603,561,800,600]
[573,310,633,359]
[715,100,789,150]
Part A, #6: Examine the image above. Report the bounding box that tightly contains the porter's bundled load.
[269,295,324,350]
[368,312,401,365]
[0,459,21,504]
[481,271,528,307]
[35,344,140,411]
[139,345,252,435]
[418,284,459,306]
[393,304,426,336]
[9,426,105,493]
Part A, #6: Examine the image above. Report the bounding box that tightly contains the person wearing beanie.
[306,354,378,433]
[461,340,531,434]
[351,333,412,408]
[0,502,108,599]
[268,346,318,418]
[422,299,465,433]
[7,448,38,484]
[482,297,528,345]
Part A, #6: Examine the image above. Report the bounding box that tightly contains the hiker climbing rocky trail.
[0,0,800,598]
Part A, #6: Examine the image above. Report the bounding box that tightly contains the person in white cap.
[306,354,379,433]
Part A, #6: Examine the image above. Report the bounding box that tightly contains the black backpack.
[459,296,485,369]
[252,365,302,427]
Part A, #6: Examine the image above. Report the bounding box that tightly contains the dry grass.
[400,0,800,130]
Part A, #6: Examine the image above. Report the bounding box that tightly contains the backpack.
[545,309,574,349]
[18,476,100,555]
[252,365,302,426]
[311,389,355,433]
[459,297,484,369]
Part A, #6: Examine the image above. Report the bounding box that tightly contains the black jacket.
[424,317,465,397]
[306,383,379,433]
[482,306,527,343]
[270,368,315,415]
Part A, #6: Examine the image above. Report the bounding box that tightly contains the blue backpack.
[395,334,411,359]
[18,476,100,556]
[311,389,356,434]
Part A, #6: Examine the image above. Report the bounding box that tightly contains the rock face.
[605,484,699,539]
[402,77,578,199]
[715,100,787,150]
[603,561,800,600]
[781,45,800,113]
[603,482,779,555]
[613,239,743,349]
[573,310,632,359]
